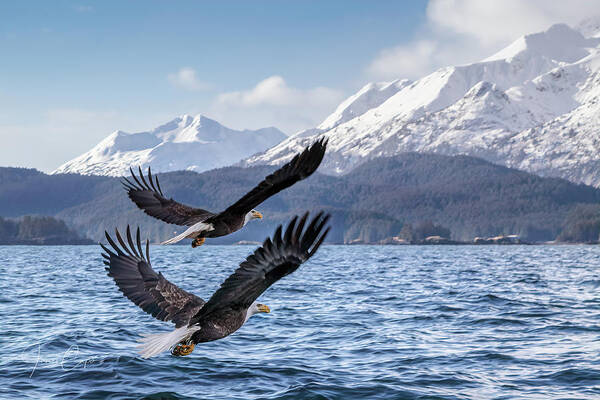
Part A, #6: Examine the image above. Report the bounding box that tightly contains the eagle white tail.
[137,325,200,359]
[160,222,214,245]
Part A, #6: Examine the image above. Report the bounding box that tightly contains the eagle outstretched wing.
[189,212,330,324]
[220,138,328,218]
[101,226,205,327]
[123,167,216,226]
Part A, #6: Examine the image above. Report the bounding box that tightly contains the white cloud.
[217,76,295,107]
[367,0,600,80]
[168,67,210,91]
[210,76,344,134]
[427,0,599,46]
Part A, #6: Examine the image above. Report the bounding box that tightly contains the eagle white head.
[244,209,263,226]
[244,301,270,322]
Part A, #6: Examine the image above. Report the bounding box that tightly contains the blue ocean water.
[0,244,599,399]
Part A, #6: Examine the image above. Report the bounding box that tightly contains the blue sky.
[0,1,595,171]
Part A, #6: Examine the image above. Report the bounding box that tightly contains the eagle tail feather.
[160,222,214,245]
[161,230,193,245]
[137,325,200,358]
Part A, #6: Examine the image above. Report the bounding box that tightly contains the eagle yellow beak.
[257,304,270,313]
[252,210,263,219]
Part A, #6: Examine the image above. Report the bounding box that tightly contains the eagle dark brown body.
[191,307,247,343]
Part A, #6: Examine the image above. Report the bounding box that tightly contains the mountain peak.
[577,16,600,38]
[317,78,411,131]
[243,21,600,187]
[485,23,594,63]
[195,114,223,129]
[53,115,286,176]
[152,113,217,134]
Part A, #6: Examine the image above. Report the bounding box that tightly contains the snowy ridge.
[317,79,412,130]
[244,23,600,186]
[54,114,286,176]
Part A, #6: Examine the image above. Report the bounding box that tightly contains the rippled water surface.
[1,245,599,399]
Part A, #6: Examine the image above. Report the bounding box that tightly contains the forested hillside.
[0,215,93,245]
[1,153,600,244]
[344,154,600,241]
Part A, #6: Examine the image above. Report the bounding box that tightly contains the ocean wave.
[1,245,599,399]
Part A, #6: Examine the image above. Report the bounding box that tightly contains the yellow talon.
[172,342,195,356]
[191,237,206,248]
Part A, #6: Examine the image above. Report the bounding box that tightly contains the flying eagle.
[101,212,330,358]
[122,138,327,248]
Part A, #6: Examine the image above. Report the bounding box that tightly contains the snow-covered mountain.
[54,114,286,176]
[243,22,600,186]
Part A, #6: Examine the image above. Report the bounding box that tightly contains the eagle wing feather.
[123,167,215,226]
[102,226,205,327]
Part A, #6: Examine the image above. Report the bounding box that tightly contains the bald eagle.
[101,212,330,358]
[122,138,327,248]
